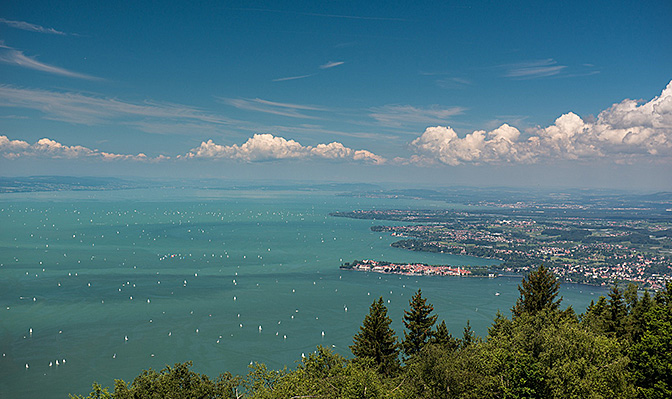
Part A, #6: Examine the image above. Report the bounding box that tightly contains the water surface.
[0,188,607,398]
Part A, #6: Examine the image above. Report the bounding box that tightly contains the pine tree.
[402,289,438,358]
[511,265,562,318]
[350,297,399,373]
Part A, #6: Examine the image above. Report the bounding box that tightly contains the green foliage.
[582,296,611,335]
[608,282,628,338]
[350,297,400,374]
[460,320,477,349]
[511,265,562,318]
[245,346,395,399]
[630,289,653,342]
[402,289,438,358]
[478,310,635,398]
[71,362,240,399]
[429,320,459,351]
[69,382,113,399]
[630,283,672,399]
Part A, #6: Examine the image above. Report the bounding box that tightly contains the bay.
[0,188,607,398]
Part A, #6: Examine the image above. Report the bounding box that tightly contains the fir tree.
[430,320,459,351]
[402,289,438,358]
[350,297,399,373]
[629,290,652,341]
[461,320,476,348]
[607,282,627,338]
[511,265,562,318]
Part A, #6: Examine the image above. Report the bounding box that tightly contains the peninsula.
[331,199,672,290]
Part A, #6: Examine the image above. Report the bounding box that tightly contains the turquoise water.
[0,188,607,398]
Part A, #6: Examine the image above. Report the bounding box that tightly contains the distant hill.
[0,176,141,193]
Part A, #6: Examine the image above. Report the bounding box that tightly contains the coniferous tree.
[582,296,610,335]
[461,320,476,348]
[350,297,399,373]
[402,289,438,358]
[630,283,672,398]
[607,282,627,338]
[623,283,640,311]
[429,320,459,351]
[629,289,652,341]
[511,265,562,318]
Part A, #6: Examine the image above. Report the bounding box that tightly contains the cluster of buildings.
[374,219,671,290]
[341,259,472,277]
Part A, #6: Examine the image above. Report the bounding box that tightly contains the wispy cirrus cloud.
[0,18,67,35]
[319,61,344,69]
[502,59,567,79]
[274,60,345,82]
[220,97,326,119]
[369,104,466,127]
[229,8,405,22]
[272,74,314,82]
[0,85,236,129]
[0,43,99,80]
[436,77,472,89]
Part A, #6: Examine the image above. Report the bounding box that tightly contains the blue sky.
[1,1,671,189]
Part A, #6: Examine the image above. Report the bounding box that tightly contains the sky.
[0,0,671,190]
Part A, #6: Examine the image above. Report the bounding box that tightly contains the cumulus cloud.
[0,135,157,161]
[184,133,385,164]
[410,80,672,165]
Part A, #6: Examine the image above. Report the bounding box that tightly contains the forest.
[72,266,671,399]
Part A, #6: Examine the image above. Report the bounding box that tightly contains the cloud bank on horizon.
[0,135,158,161]
[1,80,671,165]
[184,134,385,164]
[411,80,672,165]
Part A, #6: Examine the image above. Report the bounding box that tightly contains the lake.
[0,188,608,398]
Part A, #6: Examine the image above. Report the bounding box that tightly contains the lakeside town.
[340,259,488,277]
[332,207,672,290]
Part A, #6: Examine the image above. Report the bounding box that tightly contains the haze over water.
[0,188,607,398]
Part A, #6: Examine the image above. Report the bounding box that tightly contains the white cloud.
[0,135,157,161]
[272,74,314,82]
[503,59,567,79]
[410,80,672,165]
[370,104,466,127]
[319,61,345,69]
[221,97,325,119]
[0,18,67,35]
[0,43,98,80]
[0,85,235,128]
[184,133,385,164]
